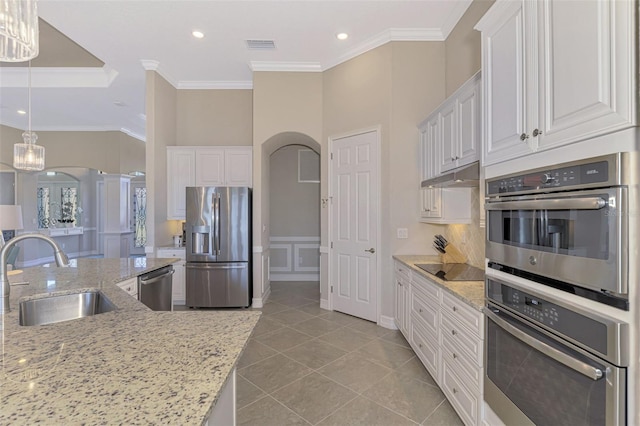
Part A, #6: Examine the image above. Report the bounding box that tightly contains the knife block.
[442,243,468,264]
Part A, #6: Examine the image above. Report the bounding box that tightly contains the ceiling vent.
[246,39,276,50]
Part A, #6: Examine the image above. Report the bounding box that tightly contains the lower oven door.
[484,304,625,426]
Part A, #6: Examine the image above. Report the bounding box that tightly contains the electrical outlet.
[397,228,409,239]
[461,233,467,244]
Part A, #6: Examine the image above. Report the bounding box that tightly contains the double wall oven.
[484,153,635,425]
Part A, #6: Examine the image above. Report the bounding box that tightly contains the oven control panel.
[487,160,609,195]
[486,279,608,356]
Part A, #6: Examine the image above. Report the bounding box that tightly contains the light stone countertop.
[393,255,485,311]
[1,258,261,425]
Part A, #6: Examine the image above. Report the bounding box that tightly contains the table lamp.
[0,205,24,248]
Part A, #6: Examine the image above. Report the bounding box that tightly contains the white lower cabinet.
[395,262,484,426]
[157,248,186,306]
[116,277,138,299]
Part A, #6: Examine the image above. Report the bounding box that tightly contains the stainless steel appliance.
[138,266,174,311]
[185,186,251,308]
[415,263,484,281]
[485,153,638,309]
[484,275,627,426]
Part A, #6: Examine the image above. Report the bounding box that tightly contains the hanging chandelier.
[0,0,40,62]
[13,61,45,171]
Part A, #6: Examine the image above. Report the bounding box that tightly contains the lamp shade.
[0,205,24,231]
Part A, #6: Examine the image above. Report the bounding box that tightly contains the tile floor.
[236,281,464,426]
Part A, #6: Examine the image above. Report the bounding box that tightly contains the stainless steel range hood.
[421,161,479,188]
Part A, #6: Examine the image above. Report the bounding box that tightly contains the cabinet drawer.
[441,357,480,426]
[441,291,483,337]
[441,332,482,392]
[410,319,439,382]
[394,261,411,281]
[440,313,483,367]
[410,290,439,336]
[157,249,186,259]
[411,272,440,301]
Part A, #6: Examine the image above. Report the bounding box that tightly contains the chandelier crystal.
[0,0,39,62]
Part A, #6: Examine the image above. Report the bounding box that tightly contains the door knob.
[365,248,376,253]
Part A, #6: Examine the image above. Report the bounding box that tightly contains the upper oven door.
[486,187,627,295]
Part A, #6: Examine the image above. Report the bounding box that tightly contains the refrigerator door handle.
[216,192,221,255]
[187,263,247,270]
[212,193,219,256]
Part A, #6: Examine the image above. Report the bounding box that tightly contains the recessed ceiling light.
[113,100,126,107]
[192,30,205,39]
[17,109,26,115]
[336,32,349,40]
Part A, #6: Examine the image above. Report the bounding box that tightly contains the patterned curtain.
[134,187,147,247]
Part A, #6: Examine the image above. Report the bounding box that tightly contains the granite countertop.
[1,258,261,425]
[393,255,485,311]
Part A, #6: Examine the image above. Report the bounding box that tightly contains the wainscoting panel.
[270,236,320,281]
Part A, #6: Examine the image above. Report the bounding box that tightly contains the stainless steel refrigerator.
[185,186,251,308]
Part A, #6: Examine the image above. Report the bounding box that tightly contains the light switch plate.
[397,228,409,239]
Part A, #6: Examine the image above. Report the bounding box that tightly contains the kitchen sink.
[19,291,117,326]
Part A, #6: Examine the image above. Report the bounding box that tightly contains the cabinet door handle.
[419,308,423,313]
[419,343,423,348]
[451,329,457,336]
[452,387,458,394]
[533,128,542,137]
[452,306,457,312]
[452,353,457,359]
[520,133,529,141]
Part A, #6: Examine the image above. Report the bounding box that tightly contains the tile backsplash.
[445,187,485,269]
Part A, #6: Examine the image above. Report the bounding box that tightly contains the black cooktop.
[415,263,484,282]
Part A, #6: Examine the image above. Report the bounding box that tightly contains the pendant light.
[0,0,39,62]
[13,61,45,171]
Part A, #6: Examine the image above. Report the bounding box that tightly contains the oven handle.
[484,307,604,381]
[485,197,607,211]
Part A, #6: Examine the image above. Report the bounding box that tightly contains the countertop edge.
[393,255,485,311]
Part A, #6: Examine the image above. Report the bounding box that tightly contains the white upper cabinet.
[167,146,252,220]
[195,148,225,186]
[477,0,636,166]
[438,73,481,173]
[420,114,440,181]
[167,148,196,220]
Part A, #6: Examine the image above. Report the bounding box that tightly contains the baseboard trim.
[269,273,319,281]
[320,298,330,310]
[379,315,399,330]
[252,286,271,308]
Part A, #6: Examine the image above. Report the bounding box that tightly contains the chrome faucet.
[0,234,70,314]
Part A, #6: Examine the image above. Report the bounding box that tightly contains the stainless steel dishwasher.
[138,266,174,311]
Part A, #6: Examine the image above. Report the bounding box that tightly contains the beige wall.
[0,124,145,174]
[444,0,495,97]
[252,72,323,303]
[176,89,253,146]
[145,71,177,252]
[269,145,320,237]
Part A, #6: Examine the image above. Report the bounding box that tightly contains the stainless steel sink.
[19,291,117,326]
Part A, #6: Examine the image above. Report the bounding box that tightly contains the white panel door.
[331,130,378,322]
[224,148,252,187]
[536,0,635,150]
[439,100,458,173]
[167,148,195,220]
[195,148,225,186]
[456,76,481,167]
[479,0,534,165]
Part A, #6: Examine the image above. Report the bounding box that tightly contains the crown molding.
[140,59,178,87]
[323,27,444,71]
[120,127,146,142]
[0,66,118,88]
[0,119,146,141]
[177,80,253,89]
[250,61,322,72]
[440,0,473,39]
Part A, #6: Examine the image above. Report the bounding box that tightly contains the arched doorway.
[255,132,322,307]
